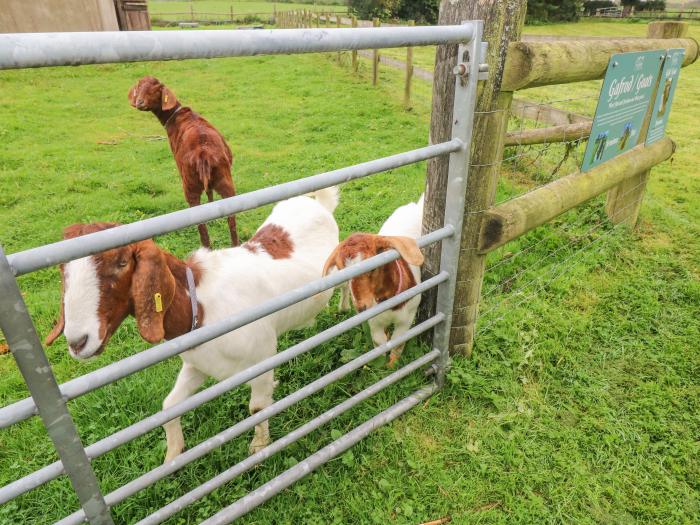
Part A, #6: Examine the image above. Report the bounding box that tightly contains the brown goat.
[129,76,238,247]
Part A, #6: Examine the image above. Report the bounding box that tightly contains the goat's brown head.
[45,223,176,360]
[323,234,423,312]
[128,76,178,112]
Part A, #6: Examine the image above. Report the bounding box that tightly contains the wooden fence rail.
[478,138,675,253]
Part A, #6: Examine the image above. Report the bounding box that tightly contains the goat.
[45,188,340,462]
[128,76,239,248]
[323,195,424,368]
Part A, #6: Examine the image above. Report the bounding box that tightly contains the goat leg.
[185,191,212,248]
[213,178,239,247]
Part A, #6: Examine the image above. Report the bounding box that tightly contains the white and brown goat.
[45,188,340,462]
[323,195,424,368]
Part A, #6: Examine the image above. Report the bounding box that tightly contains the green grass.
[1,18,699,525]
[148,0,346,19]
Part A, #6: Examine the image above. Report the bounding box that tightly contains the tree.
[527,0,583,23]
[397,0,439,24]
[348,0,401,20]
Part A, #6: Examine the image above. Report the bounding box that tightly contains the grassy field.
[0,18,699,525]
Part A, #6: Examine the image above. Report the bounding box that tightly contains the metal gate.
[0,23,484,524]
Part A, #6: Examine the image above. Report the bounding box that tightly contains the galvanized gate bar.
[432,22,484,386]
[0,26,474,70]
[0,248,113,525]
[199,385,438,525]
[0,226,452,429]
[7,140,462,276]
[0,273,447,502]
[56,316,445,525]
[0,20,483,524]
[138,350,442,525]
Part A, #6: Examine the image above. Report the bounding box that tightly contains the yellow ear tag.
[164,94,169,103]
[154,293,163,313]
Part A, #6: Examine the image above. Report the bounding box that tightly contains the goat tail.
[194,155,211,193]
[308,186,339,214]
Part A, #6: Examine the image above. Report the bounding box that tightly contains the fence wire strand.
[473,92,661,337]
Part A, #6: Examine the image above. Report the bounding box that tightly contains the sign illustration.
[582,50,665,172]
[646,48,685,145]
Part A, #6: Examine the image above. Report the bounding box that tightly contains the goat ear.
[130,240,175,344]
[383,236,424,266]
[161,86,178,111]
[45,265,66,346]
[323,244,345,276]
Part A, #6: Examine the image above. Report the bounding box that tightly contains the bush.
[527,0,583,23]
[397,0,439,24]
[637,0,666,11]
[348,0,438,23]
[582,1,616,16]
[348,0,401,20]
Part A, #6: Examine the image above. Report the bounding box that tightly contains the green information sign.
[582,49,665,172]
[646,48,685,145]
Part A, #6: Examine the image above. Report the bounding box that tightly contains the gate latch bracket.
[452,41,489,81]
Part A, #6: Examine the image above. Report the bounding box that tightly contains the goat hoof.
[248,439,270,456]
[164,447,184,464]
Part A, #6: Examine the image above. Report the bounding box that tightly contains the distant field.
[148,0,346,19]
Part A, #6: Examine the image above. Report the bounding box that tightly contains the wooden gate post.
[420,0,528,356]
[605,21,688,226]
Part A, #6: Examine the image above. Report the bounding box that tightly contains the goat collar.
[162,104,183,128]
[185,265,199,331]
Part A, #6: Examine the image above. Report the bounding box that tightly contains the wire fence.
[474,93,649,339]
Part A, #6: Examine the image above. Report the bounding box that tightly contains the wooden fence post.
[372,18,380,85]
[316,11,320,28]
[337,13,342,63]
[404,20,415,108]
[351,16,358,71]
[420,0,528,356]
[605,21,687,226]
